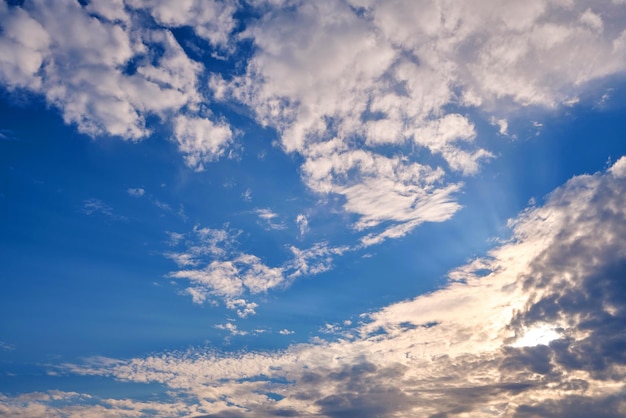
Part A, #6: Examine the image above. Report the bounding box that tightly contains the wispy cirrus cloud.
[46,157,626,417]
[0,340,15,351]
[81,198,126,221]
[255,208,287,230]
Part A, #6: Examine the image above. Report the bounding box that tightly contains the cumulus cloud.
[173,114,233,171]
[225,299,259,318]
[210,0,626,241]
[0,0,234,168]
[4,0,626,242]
[215,322,248,336]
[47,158,626,417]
[126,0,238,48]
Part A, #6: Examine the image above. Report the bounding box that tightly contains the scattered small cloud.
[0,341,15,351]
[490,116,509,136]
[127,187,145,197]
[225,299,258,318]
[0,129,17,141]
[154,200,172,212]
[215,322,247,336]
[296,213,309,237]
[81,199,126,221]
[255,208,286,230]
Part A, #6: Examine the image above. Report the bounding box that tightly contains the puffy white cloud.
[4,0,626,244]
[0,2,50,90]
[172,259,246,299]
[225,298,259,318]
[85,0,129,24]
[0,0,234,168]
[173,114,233,171]
[609,155,626,178]
[126,0,238,48]
[210,0,626,242]
[215,322,248,336]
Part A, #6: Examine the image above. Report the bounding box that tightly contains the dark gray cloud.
[515,394,626,418]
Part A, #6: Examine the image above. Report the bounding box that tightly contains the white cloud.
[0,0,234,167]
[286,242,350,278]
[173,114,233,171]
[127,187,145,197]
[255,208,286,230]
[0,2,50,90]
[85,0,129,24]
[295,213,309,237]
[609,155,626,178]
[279,329,294,335]
[126,0,238,48]
[172,260,245,299]
[183,286,208,304]
[166,226,286,312]
[215,322,248,336]
[166,225,355,312]
[4,0,626,246]
[225,299,259,318]
[81,198,126,221]
[209,0,626,243]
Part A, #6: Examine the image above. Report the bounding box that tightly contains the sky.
[1,0,626,416]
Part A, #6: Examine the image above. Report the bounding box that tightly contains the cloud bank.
[4,156,624,417]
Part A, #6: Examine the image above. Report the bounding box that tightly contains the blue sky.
[2,0,626,416]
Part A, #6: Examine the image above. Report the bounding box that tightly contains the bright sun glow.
[511,325,561,348]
